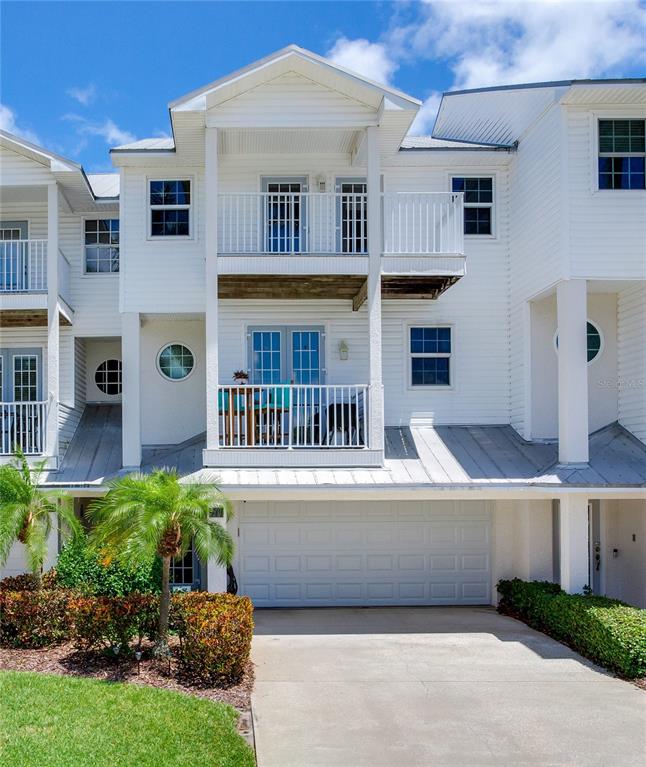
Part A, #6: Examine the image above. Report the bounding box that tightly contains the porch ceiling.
[0,309,72,327]
[216,274,462,303]
[218,127,360,155]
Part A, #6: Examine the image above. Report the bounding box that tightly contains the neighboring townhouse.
[1,46,645,607]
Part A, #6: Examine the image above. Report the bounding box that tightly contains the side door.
[335,179,367,254]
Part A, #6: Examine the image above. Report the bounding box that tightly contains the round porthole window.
[95,359,122,395]
[157,343,195,381]
[554,321,603,363]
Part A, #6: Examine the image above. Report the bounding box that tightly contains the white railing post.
[366,126,384,453]
[46,183,60,461]
[205,126,220,452]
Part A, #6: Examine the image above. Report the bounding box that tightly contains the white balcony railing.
[383,193,464,255]
[1,401,47,455]
[217,192,463,257]
[0,240,47,292]
[217,384,369,449]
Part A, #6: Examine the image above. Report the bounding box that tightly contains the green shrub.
[173,592,254,682]
[56,535,161,596]
[0,570,58,592]
[70,593,159,652]
[497,578,646,678]
[0,589,72,648]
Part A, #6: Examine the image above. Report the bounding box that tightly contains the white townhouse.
[1,47,645,608]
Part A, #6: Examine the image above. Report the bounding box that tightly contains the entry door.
[589,502,602,595]
[0,221,28,290]
[336,180,367,254]
[262,178,307,253]
[249,327,324,384]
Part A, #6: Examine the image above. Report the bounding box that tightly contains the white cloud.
[0,103,40,144]
[409,92,442,135]
[409,0,646,90]
[63,114,135,147]
[328,0,646,134]
[327,37,398,85]
[67,84,96,106]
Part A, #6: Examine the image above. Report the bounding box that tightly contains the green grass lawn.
[0,671,255,767]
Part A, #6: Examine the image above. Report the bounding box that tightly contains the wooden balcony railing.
[217,384,369,449]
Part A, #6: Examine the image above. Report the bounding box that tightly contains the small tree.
[88,469,234,654]
[0,448,80,587]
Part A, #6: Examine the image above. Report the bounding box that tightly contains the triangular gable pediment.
[207,70,378,128]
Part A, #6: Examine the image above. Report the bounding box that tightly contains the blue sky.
[2,1,645,171]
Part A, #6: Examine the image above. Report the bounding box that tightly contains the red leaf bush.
[0,570,58,592]
[173,592,254,682]
[70,593,159,652]
[0,589,72,648]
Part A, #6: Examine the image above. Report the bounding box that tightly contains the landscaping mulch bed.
[0,637,254,712]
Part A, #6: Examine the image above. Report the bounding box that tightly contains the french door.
[248,326,324,384]
[336,180,367,254]
[262,178,307,254]
[0,221,28,291]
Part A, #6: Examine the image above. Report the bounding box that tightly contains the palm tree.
[88,469,234,654]
[0,448,80,587]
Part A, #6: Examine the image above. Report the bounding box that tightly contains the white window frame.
[156,342,196,382]
[147,177,194,240]
[449,173,496,238]
[407,324,454,390]
[590,109,646,194]
[94,359,123,397]
[82,216,120,276]
[12,354,39,402]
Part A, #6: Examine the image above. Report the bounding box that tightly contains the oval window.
[157,343,195,381]
[95,359,122,395]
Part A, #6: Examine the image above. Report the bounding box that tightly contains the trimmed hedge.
[497,578,646,678]
[0,571,58,592]
[173,592,254,681]
[0,589,73,648]
[70,593,159,652]
[55,535,162,596]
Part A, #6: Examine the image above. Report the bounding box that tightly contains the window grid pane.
[598,120,646,190]
[292,331,320,384]
[452,177,493,234]
[85,219,119,272]
[252,331,282,384]
[13,356,38,401]
[95,359,122,395]
[410,327,451,387]
[158,344,194,380]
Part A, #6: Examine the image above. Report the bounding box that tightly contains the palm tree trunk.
[33,567,42,591]
[156,556,171,654]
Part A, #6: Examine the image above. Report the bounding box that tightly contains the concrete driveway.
[251,607,645,767]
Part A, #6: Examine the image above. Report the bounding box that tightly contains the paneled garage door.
[236,500,491,606]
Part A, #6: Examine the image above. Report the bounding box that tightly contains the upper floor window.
[410,327,451,387]
[85,219,119,273]
[149,180,191,237]
[598,120,645,190]
[451,177,493,235]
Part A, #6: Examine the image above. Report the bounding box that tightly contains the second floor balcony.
[0,239,73,324]
[218,191,464,258]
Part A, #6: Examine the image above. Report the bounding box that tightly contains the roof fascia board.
[170,45,420,112]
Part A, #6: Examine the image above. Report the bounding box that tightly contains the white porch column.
[46,183,60,460]
[121,312,141,468]
[558,494,589,593]
[556,279,589,464]
[205,126,220,451]
[366,125,384,452]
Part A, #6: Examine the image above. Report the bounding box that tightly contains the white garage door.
[236,500,491,606]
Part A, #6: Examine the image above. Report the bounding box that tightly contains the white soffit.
[560,82,646,105]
